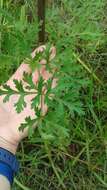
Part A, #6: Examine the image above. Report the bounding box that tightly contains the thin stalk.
[0,0,3,53]
[38,0,46,44]
[73,53,103,85]
[14,178,31,190]
[60,150,106,173]
[44,141,66,189]
[38,123,66,189]
[93,172,107,188]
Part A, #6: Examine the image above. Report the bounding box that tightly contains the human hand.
[0,46,56,154]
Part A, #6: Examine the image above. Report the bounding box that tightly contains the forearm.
[0,175,11,190]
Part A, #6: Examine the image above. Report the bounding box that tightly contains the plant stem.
[73,53,103,85]
[44,141,66,189]
[14,178,31,190]
[38,0,46,44]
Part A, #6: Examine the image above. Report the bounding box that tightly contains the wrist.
[0,125,20,154]
[0,136,18,155]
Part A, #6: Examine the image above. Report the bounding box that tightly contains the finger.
[32,64,52,84]
[32,69,39,84]
[49,46,56,60]
[32,59,47,84]
[32,46,56,84]
[7,63,31,89]
[31,45,46,58]
[52,78,58,89]
[6,46,46,88]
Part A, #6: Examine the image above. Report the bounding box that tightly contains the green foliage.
[0,0,38,83]
[0,0,107,189]
[20,116,37,138]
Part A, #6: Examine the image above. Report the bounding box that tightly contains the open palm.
[0,46,56,149]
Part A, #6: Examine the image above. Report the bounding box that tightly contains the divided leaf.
[23,72,36,90]
[13,79,24,92]
[19,116,37,138]
[14,95,27,113]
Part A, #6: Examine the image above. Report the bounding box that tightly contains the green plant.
[0,0,38,84]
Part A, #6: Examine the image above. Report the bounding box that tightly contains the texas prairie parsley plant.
[0,44,87,147]
[0,45,57,135]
